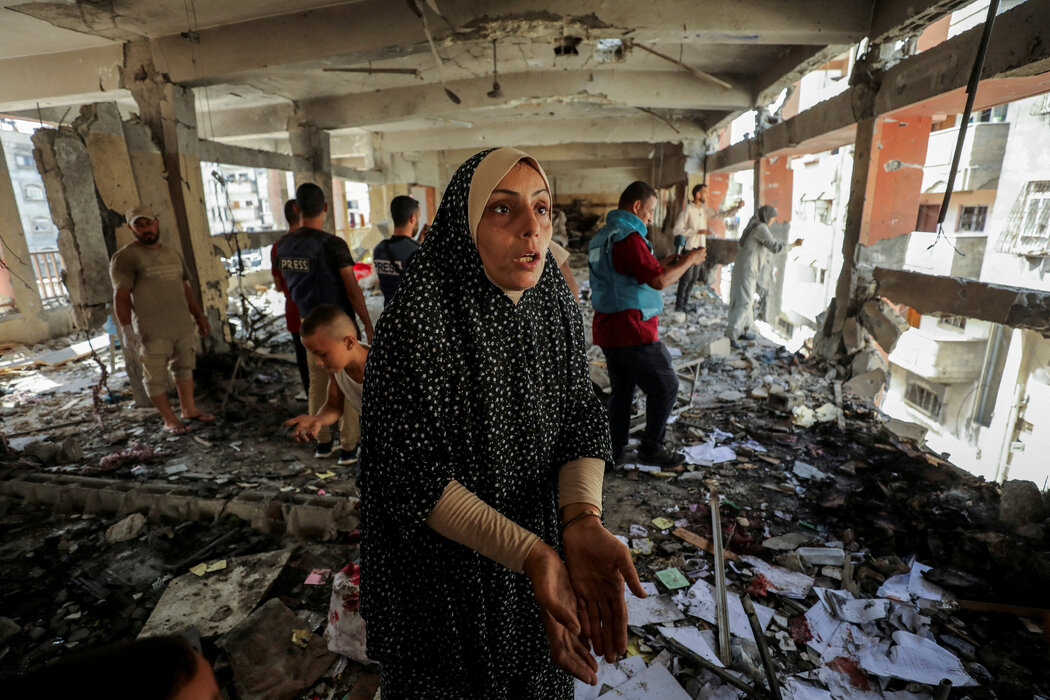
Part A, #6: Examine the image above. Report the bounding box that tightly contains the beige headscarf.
[466,147,552,304]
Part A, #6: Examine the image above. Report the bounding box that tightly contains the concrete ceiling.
[0,0,967,184]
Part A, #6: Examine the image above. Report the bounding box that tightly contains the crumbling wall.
[31,128,112,330]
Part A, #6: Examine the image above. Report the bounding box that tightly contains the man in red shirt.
[589,181,706,466]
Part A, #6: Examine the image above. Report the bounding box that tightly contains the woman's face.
[476,162,552,291]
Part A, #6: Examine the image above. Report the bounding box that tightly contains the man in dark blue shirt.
[372,195,422,307]
[275,183,373,464]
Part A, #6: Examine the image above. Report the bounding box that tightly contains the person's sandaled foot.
[181,411,215,422]
[163,421,191,435]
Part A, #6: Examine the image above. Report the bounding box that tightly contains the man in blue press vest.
[589,181,706,467]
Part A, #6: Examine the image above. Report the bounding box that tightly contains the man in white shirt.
[671,184,742,312]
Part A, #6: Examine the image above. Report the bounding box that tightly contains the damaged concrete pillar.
[122,40,229,352]
[0,138,73,343]
[72,102,151,406]
[288,110,335,233]
[815,115,877,360]
[31,128,112,329]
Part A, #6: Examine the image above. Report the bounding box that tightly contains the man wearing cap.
[110,207,213,434]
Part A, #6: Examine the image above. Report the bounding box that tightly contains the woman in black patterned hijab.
[360,148,645,698]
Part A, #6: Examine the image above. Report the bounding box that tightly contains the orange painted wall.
[861,115,932,245]
[759,155,793,222]
[704,172,731,236]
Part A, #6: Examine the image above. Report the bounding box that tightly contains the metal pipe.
[665,638,766,699]
[710,487,732,663]
[743,595,783,700]
[934,678,952,700]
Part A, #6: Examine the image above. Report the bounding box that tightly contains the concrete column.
[814,116,878,360]
[72,102,151,406]
[0,137,61,343]
[123,41,229,351]
[288,110,335,232]
[31,128,112,330]
[331,178,348,240]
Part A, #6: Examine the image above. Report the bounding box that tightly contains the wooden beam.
[873,268,1050,336]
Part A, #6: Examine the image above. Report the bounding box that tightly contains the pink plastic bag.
[324,562,372,663]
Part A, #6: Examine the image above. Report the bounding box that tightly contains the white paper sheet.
[907,561,949,602]
[625,588,685,627]
[784,676,834,700]
[683,441,737,465]
[859,630,976,687]
[597,661,692,700]
[741,554,815,599]
[819,588,891,624]
[678,578,774,642]
[657,625,724,668]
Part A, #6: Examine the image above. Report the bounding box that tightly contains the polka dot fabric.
[359,149,612,698]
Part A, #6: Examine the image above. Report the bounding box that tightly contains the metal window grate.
[997,181,1050,256]
[905,382,943,420]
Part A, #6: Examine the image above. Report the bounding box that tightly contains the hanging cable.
[930,0,1000,253]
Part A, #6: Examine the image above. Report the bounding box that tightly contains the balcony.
[888,328,986,383]
[902,230,987,279]
[922,122,1009,193]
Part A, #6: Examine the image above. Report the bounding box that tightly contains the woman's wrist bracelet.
[561,508,601,532]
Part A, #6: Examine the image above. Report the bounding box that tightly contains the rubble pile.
[583,286,1050,699]
[1,279,1047,698]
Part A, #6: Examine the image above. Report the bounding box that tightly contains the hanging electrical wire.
[929,0,1001,254]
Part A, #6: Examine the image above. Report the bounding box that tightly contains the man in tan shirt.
[672,183,743,312]
[110,207,213,434]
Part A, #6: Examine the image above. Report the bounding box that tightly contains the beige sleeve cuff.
[426,480,541,573]
[558,457,605,510]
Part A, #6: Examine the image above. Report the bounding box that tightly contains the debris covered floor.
[1,282,1049,699]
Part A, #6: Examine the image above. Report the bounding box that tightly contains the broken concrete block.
[668,311,687,325]
[750,386,769,399]
[705,336,732,358]
[796,547,846,567]
[139,550,291,639]
[858,300,908,353]
[224,598,337,700]
[0,616,20,645]
[761,532,812,551]
[851,348,888,377]
[811,330,844,362]
[792,460,829,481]
[22,437,82,466]
[843,369,886,400]
[105,512,147,544]
[882,418,928,444]
[718,389,745,402]
[842,317,864,354]
[1000,480,1046,526]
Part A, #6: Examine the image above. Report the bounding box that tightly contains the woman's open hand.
[523,541,598,685]
[562,516,646,662]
